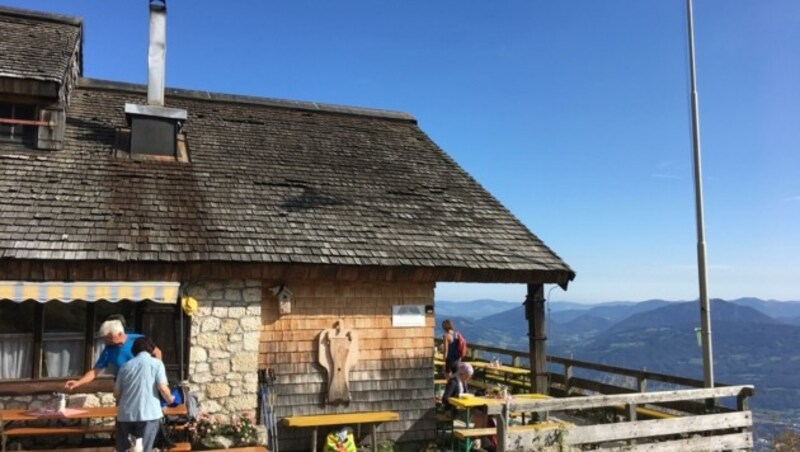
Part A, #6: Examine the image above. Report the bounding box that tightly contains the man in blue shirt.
[65,319,162,391]
[114,336,173,452]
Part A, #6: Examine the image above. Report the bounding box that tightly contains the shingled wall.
[260,280,437,450]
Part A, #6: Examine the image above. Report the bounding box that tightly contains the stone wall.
[186,279,262,420]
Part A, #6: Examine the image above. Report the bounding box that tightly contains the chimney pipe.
[147,0,167,106]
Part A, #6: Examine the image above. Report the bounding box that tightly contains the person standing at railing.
[442,319,466,379]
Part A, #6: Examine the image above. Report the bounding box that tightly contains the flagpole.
[686,0,714,388]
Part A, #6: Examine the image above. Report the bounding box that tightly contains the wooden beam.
[566,411,751,445]
[0,260,573,286]
[487,385,754,415]
[592,431,752,451]
[0,378,113,395]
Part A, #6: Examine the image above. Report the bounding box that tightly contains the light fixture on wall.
[270,285,293,315]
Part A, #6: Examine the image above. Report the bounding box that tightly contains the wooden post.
[637,369,647,393]
[626,403,637,422]
[495,404,509,452]
[525,284,548,395]
[564,363,573,395]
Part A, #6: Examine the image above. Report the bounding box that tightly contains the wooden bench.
[203,447,267,452]
[454,420,571,450]
[282,411,399,452]
[4,424,115,436]
[468,379,501,391]
[16,442,191,452]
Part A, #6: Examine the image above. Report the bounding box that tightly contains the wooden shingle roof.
[0,6,81,83]
[0,79,574,285]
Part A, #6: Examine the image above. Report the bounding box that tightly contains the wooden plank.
[203,448,268,452]
[282,411,399,427]
[593,431,752,451]
[561,378,731,415]
[566,412,752,445]
[18,448,114,452]
[546,355,710,388]
[487,385,753,415]
[455,427,497,439]
[4,424,115,436]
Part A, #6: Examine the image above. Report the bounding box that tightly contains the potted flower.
[188,412,259,449]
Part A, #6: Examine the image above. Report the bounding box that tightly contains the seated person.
[470,406,498,452]
[441,362,474,413]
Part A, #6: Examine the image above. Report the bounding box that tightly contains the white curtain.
[93,336,106,374]
[0,334,32,379]
[43,333,84,378]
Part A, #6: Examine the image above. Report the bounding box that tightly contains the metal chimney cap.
[125,103,187,121]
[150,0,166,12]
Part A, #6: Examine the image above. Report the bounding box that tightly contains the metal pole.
[686,0,714,388]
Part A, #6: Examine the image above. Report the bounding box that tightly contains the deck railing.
[436,340,755,450]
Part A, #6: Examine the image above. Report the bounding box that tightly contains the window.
[0,102,38,145]
[0,301,35,379]
[42,301,87,378]
[0,299,188,383]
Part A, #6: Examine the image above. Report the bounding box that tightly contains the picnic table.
[469,361,530,387]
[447,393,550,451]
[1,405,187,451]
[282,410,399,452]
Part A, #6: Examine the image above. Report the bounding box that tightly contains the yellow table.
[469,361,530,387]
[447,396,504,451]
[448,394,550,451]
[282,411,399,452]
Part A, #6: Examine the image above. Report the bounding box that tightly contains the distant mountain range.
[435,297,800,444]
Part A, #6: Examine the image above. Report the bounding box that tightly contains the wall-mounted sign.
[392,304,426,327]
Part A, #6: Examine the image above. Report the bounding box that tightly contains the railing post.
[495,402,509,452]
[637,370,647,393]
[625,403,637,422]
[564,363,573,395]
[737,388,751,411]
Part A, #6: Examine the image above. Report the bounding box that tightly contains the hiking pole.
[268,368,279,452]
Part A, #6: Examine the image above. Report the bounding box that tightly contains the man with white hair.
[441,362,474,412]
[65,319,162,391]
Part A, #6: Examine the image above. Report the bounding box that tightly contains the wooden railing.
[488,385,754,451]
[437,339,717,397]
[437,340,755,450]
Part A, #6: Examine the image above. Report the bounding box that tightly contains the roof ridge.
[79,78,417,123]
[0,5,82,26]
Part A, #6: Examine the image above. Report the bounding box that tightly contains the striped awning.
[0,281,180,303]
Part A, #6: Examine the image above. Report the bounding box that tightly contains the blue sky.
[6,1,798,303]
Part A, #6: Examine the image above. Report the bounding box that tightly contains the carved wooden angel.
[317,320,359,404]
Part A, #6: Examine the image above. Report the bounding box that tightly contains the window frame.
[0,101,42,146]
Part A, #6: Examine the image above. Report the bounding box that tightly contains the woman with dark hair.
[441,319,461,378]
[114,337,173,452]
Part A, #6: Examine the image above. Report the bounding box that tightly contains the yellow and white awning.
[0,281,179,303]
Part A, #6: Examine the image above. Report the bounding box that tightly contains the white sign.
[392,305,426,327]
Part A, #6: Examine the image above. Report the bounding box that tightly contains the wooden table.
[448,394,549,451]
[1,405,187,449]
[282,411,399,452]
[469,361,530,387]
